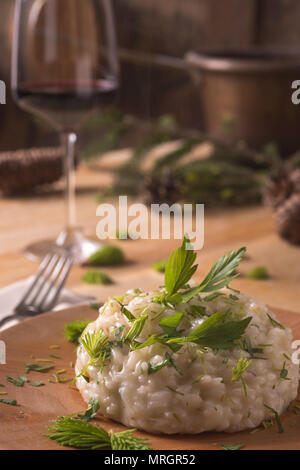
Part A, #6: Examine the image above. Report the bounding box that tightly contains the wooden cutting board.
[0,305,299,450]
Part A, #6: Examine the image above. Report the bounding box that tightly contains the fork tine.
[15,253,55,311]
[25,253,60,307]
[37,255,70,310]
[42,257,73,311]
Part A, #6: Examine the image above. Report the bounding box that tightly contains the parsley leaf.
[164,236,197,299]
[6,376,28,387]
[159,312,184,337]
[167,313,252,350]
[182,247,246,302]
[0,398,17,406]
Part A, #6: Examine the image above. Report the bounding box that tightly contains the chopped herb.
[264,404,284,433]
[166,386,184,396]
[232,354,252,396]
[25,363,54,374]
[267,314,285,330]
[229,294,239,301]
[0,391,7,395]
[56,369,66,375]
[0,384,4,387]
[49,345,60,350]
[283,353,291,361]
[221,443,244,450]
[47,417,151,450]
[121,306,136,323]
[6,376,28,387]
[0,398,18,406]
[77,398,100,422]
[36,359,53,363]
[293,405,300,415]
[65,320,91,344]
[280,362,290,380]
[49,355,62,360]
[148,352,183,376]
[262,420,273,429]
[82,271,113,285]
[249,428,260,434]
[114,325,125,341]
[246,266,270,280]
[0,398,17,406]
[152,260,168,273]
[29,382,45,387]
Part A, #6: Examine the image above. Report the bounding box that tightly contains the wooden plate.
[0,305,299,450]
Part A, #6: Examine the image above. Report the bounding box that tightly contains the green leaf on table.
[0,398,18,406]
[29,381,45,387]
[25,363,54,374]
[6,376,28,387]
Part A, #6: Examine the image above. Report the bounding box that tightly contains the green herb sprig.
[65,320,91,344]
[47,417,151,450]
[232,354,252,396]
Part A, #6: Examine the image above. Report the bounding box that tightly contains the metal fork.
[0,251,73,329]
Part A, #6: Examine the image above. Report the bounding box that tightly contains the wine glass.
[11,0,119,263]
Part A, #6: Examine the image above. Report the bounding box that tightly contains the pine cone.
[265,166,300,245]
[264,167,296,209]
[0,147,65,195]
[141,169,182,205]
[276,194,300,245]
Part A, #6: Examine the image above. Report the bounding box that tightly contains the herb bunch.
[47,417,151,450]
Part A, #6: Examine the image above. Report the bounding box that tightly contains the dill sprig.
[81,329,111,368]
[232,354,252,396]
[47,417,151,450]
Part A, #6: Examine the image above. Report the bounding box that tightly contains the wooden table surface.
[1,148,300,314]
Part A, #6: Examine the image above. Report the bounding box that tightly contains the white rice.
[75,288,299,434]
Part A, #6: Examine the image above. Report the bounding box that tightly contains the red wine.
[14,79,117,132]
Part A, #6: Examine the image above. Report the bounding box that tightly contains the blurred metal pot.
[186,48,300,156]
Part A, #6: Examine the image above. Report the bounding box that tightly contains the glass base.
[23,228,102,265]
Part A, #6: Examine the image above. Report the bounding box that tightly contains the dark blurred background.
[2,0,300,151]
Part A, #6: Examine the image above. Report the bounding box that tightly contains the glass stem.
[61,132,77,230]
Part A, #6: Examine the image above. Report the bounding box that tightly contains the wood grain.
[0,305,299,450]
